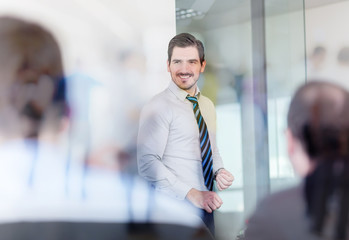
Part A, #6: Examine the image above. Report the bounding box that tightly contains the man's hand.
[186,188,223,213]
[215,169,234,191]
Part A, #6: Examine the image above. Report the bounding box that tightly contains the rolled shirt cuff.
[171,180,192,200]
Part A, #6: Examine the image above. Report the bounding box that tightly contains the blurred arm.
[137,104,191,200]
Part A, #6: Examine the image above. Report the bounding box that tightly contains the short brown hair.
[167,33,205,65]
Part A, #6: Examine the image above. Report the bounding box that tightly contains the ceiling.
[176,0,347,30]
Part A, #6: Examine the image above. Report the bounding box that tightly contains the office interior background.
[1,0,349,239]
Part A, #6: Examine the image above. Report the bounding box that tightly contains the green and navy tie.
[186,96,214,191]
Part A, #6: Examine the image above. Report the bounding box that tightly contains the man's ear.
[286,127,314,177]
[286,128,295,157]
[200,60,206,73]
[167,60,170,72]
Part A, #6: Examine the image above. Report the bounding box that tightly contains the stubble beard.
[173,74,199,92]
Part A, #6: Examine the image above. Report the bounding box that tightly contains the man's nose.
[180,62,190,72]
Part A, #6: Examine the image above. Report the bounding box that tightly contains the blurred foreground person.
[245,81,349,240]
[0,16,211,240]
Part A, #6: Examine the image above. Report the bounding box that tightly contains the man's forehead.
[171,46,200,59]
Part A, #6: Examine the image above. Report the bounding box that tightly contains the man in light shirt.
[138,32,235,235]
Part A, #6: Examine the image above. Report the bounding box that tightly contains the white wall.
[305,1,349,88]
[0,0,176,168]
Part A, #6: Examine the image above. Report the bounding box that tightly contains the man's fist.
[215,169,234,191]
[186,188,223,213]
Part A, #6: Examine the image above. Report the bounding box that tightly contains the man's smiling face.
[167,46,206,96]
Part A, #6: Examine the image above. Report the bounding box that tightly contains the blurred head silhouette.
[0,16,66,140]
[286,81,349,239]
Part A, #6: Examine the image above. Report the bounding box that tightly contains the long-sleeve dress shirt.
[137,81,224,200]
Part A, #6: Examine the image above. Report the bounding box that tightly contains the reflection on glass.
[176,1,252,239]
[265,0,306,191]
[176,0,306,239]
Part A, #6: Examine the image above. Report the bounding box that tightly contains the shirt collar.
[168,80,201,101]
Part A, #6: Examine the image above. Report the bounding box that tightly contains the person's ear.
[286,128,295,157]
[167,60,170,72]
[286,128,314,177]
[200,60,206,73]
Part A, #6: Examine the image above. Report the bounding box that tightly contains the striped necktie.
[186,96,214,191]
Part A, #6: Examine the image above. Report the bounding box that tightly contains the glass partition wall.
[176,0,306,239]
[265,0,307,191]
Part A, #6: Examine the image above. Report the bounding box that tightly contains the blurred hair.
[311,46,326,58]
[287,81,349,239]
[167,33,205,65]
[287,81,349,160]
[337,46,349,65]
[0,16,67,138]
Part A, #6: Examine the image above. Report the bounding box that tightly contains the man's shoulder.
[140,89,173,120]
[198,94,215,110]
[245,184,316,240]
[144,88,173,106]
[142,90,168,109]
[260,185,303,210]
[252,184,305,225]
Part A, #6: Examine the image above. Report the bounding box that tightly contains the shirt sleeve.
[137,101,191,200]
